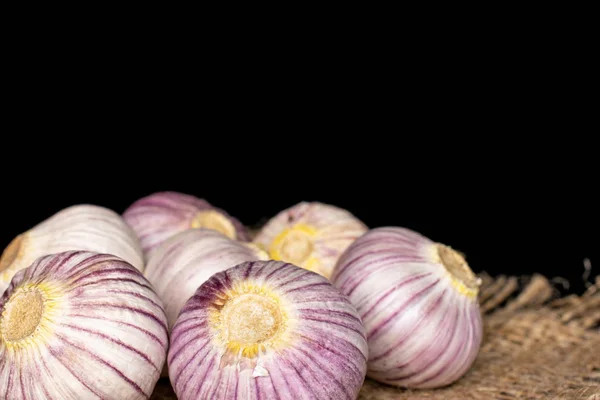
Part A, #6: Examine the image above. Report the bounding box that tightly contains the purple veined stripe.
[6,356,14,396]
[293,347,352,400]
[38,251,73,275]
[179,296,214,314]
[168,319,208,344]
[250,261,269,279]
[244,261,255,279]
[278,351,319,400]
[19,364,26,400]
[302,328,367,360]
[104,290,163,311]
[40,348,75,399]
[262,369,278,400]
[169,330,209,363]
[35,357,56,400]
[297,333,366,374]
[409,312,470,387]
[73,303,168,335]
[266,356,294,400]
[297,309,362,325]
[232,369,239,400]
[254,374,262,400]
[57,251,101,274]
[55,333,148,399]
[73,278,154,294]
[172,338,212,389]
[47,344,104,398]
[294,296,351,306]
[69,267,143,286]
[359,273,432,320]
[367,279,440,343]
[283,282,331,294]
[60,323,160,371]
[344,255,426,296]
[302,315,364,336]
[376,296,458,378]
[206,363,225,399]
[271,271,314,291]
[317,247,339,258]
[437,306,480,386]
[383,295,459,375]
[67,314,167,349]
[191,353,216,399]
[368,288,446,364]
[68,254,113,275]
[220,268,233,290]
[407,304,471,386]
[290,205,310,222]
[341,233,418,257]
[264,265,285,282]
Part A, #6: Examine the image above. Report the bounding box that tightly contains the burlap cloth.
[150,273,600,399]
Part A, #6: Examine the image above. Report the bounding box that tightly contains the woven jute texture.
[150,273,600,399]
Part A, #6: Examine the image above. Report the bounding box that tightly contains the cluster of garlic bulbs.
[0,191,484,399]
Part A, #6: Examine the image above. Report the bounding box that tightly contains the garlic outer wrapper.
[168,260,368,400]
[0,251,168,400]
[123,191,249,260]
[331,227,483,389]
[0,204,145,295]
[144,228,269,331]
[253,201,368,279]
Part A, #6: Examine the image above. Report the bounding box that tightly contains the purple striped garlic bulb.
[123,191,249,259]
[0,251,168,400]
[168,260,368,400]
[331,227,483,389]
[144,228,269,330]
[253,202,368,279]
[0,204,144,295]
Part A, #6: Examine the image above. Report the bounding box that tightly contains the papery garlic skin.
[0,205,145,295]
[331,227,483,389]
[253,202,368,279]
[123,191,249,259]
[168,260,368,400]
[0,251,168,400]
[144,228,269,330]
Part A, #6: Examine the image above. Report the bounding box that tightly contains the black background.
[1,57,596,296]
[1,123,595,296]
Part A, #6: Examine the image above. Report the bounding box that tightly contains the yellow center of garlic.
[434,243,481,298]
[270,224,318,268]
[211,282,291,364]
[0,234,23,274]
[1,287,44,342]
[221,293,282,346]
[191,210,237,239]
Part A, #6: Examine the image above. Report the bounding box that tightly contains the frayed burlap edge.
[151,273,600,400]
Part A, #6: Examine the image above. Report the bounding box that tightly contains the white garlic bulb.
[144,228,269,331]
[0,205,144,294]
[0,251,168,399]
[123,191,249,260]
[253,201,368,279]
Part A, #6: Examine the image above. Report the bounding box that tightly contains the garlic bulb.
[0,251,168,399]
[331,227,483,389]
[168,260,368,400]
[253,202,368,279]
[144,228,269,330]
[123,191,249,259]
[0,204,144,295]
